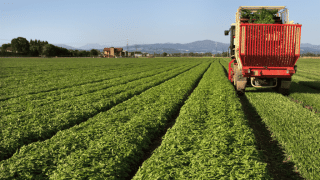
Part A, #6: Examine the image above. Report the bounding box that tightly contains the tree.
[74,50,79,57]
[11,37,30,54]
[214,53,221,57]
[42,44,57,57]
[1,43,11,53]
[221,51,228,57]
[29,46,39,56]
[162,52,167,57]
[27,39,49,56]
[79,50,89,57]
[90,49,98,57]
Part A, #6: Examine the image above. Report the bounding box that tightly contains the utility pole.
[227,47,229,57]
[127,39,128,57]
[215,42,217,55]
[134,44,138,58]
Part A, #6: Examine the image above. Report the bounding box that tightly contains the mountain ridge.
[54,40,320,54]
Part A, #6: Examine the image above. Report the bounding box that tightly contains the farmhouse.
[103,47,124,57]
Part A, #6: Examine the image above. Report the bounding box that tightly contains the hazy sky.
[1,0,318,48]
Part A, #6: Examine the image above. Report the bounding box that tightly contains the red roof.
[103,47,123,52]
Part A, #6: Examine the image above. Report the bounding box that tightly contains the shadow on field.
[220,61,229,78]
[239,95,305,180]
[292,81,320,92]
[218,64,305,179]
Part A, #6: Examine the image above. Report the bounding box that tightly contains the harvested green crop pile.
[241,8,279,24]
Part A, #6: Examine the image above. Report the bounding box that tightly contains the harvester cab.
[224,6,302,95]
[225,24,236,59]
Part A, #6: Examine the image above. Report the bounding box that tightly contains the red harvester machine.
[224,6,302,95]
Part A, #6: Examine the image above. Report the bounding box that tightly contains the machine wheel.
[279,88,290,96]
[233,65,246,95]
[274,78,291,95]
[237,89,245,96]
[233,65,239,86]
[246,77,252,87]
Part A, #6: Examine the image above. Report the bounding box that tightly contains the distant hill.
[78,43,106,50]
[301,43,320,49]
[53,44,84,50]
[53,41,320,54]
[300,43,320,54]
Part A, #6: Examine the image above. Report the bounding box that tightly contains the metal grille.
[240,24,302,67]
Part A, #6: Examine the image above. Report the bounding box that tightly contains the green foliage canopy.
[1,43,11,53]
[11,37,30,54]
[241,8,279,24]
[90,49,99,57]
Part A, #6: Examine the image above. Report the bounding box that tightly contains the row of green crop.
[1,58,165,77]
[295,71,320,81]
[2,58,195,79]
[2,60,174,84]
[295,58,320,76]
[289,83,320,117]
[0,62,195,115]
[0,61,205,162]
[133,60,270,179]
[292,75,320,90]
[1,59,191,100]
[244,88,320,180]
[0,60,212,179]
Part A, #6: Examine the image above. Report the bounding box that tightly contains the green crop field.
[0,57,319,179]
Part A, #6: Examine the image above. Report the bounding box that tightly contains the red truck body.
[225,6,302,95]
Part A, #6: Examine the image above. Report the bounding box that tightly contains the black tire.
[237,89,245,96]
[233,66,239,87]
[279,88,290,96]
[274,78,291,95]
[246,78,252,87]
[233,65,246,95]
[233,65,243,87]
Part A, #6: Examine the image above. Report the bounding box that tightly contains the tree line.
[0,37,99,57]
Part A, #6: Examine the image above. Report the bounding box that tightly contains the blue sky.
[1,0,319,48]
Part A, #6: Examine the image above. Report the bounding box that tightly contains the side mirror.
[224,30,229,36]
